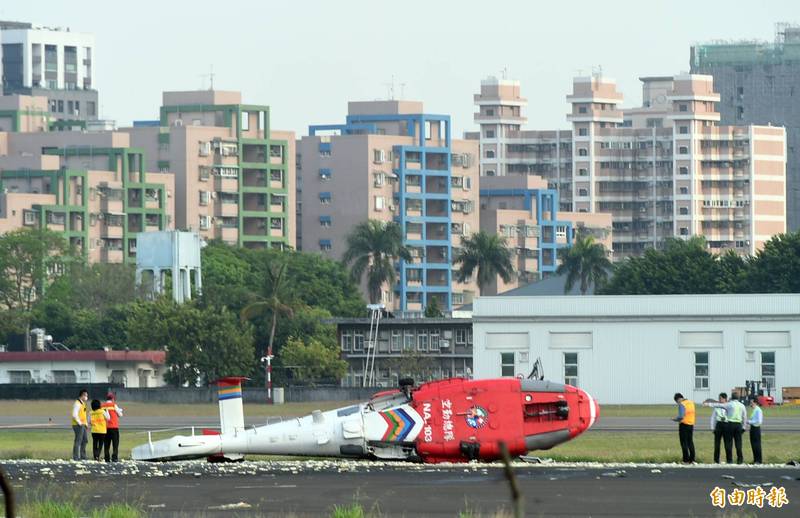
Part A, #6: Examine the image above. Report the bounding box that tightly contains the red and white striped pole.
[266,347,273,405]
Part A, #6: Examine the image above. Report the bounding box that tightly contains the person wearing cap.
[101,392,124,462]
[672,392,696,463]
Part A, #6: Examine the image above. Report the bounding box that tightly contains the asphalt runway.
[2,460,798,517]
[3,415,800,432]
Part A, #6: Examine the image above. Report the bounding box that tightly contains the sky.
[3,0,799,136]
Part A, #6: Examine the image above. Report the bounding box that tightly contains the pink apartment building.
[470,74,787,260]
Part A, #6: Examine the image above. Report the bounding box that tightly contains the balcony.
[425,199,448,218]
[269,170,284,189]
[243,192,267,212]
[425,246,448,264]
[144,188,160,209]
[426,270,448,287]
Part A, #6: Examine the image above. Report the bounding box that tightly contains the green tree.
[600,237,723,295]
[280,336,347,385]
[240,258,293,372]
[0,228,72,345]
[386,351,436,382]
[453,231,514,295]
[742,232,800,293]
[126,300,254,386]
[556,234,612,295]
[343,220,411,304]
[717,250,750,293]
[424,297,443,318]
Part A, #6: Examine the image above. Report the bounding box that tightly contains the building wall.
[0,360,164,387]
[335,318,473,388]
[691,36,800,231]
[472,294,800,404]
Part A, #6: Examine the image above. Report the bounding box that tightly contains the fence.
[0,384,380,403]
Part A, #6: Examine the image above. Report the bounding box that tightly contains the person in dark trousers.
[748,399,763,464]
[672,393,696,463]
[70,389,89,461]
[709,392,730,463]
[705,393,748,464]
[89,399,110,462]
[101,393,124,462]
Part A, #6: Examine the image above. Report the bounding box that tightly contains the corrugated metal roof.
[0,350,167,364]
[474,293,800,320]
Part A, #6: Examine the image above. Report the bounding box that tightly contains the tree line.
[0,229,364,386]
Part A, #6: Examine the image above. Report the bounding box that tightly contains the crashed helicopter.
[132,373,599,463]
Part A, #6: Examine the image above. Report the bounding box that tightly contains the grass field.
[1,428,797,464]
[2,400,799,419]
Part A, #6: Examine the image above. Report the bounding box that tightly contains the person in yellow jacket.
[89,399,110,461]
[672,392,696,463]
[70,389,89,461]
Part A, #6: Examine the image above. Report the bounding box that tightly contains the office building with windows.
[472,293,800,404]
[0,131,174,263]
[298,100,479,313]
[0,21,98,124]
[691,23,800,231]
[469,74,787,260]
[124,90,295,249]
[333,317,473,388]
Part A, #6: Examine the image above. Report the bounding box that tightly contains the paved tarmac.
[3,415,800,432]
[2,459,798,517]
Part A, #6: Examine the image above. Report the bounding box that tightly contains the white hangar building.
[472,293,800,404]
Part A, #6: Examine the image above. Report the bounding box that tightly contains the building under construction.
[691,23,800,230]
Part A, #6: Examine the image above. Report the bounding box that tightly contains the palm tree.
[240,259,293,401]
[556,234,612,295]
[453,231,514,295]
[343,220,412,304]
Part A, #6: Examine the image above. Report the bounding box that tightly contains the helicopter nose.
[576,389,599,434]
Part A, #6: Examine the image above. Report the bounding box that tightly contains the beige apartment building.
[298,100,479,313]
[0,125,173,263]
[123,90,295,249]
[470,74,787,259]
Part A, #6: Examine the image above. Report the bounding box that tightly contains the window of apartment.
[320,216,331,228]
[679,207,688,215]
[57,100,64,113]
[404,330,415,351]
[679,166,688,175]
[578,128,588,136]
[417,331,428,351]
[679,227,689,236]
[319,239,332,251]
[485,108,494,116]
[578,189,588,197]
[354,332,365,352]
[737,106,744,120]
[578,149,588,157]
[564,352,578,386]
[694,352,709,390]
[761,351,775,389]
[319,192,331,204]
[452,293,464,306]
[430,329,440,351]
[53,370,77,384]
[485,169,495,176]
[679,126,689,134]
[679,187,689,195]
[679,146,689,154]
[374,196,385,211]
[373,149,386,164]
[455,328,467,345]
[391,330,402,352]
[679,104,688,112]
[501,353,515,377]
[578,168,587,176]
[241,111,250,131]
[485,129,495,139]
[199,215,211,230]
[425,120,432,140]
[485,150,495,158]
[578,106,587,114]
[199,191,209,206]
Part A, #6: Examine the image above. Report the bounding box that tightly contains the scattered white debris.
[721,475,735,479]
[650,469,662,473]
[147,504,166,508]
[209,502,252,510]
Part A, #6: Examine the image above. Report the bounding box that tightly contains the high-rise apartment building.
[298,100,479,313]
[691,23,800,231]
[0,21,98,124]
[470,74,786,260]
[0,127,174,263]
[124,90,295,250]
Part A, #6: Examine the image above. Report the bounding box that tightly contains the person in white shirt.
[70,389,89,460]
[709,392,729,464]
[747,400,764,464]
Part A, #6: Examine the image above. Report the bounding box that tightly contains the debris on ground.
[601,470,626,478]
[650,469,662,474]
[209,502,252,510]
[721,474,735,480]
[520,456,553,464]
